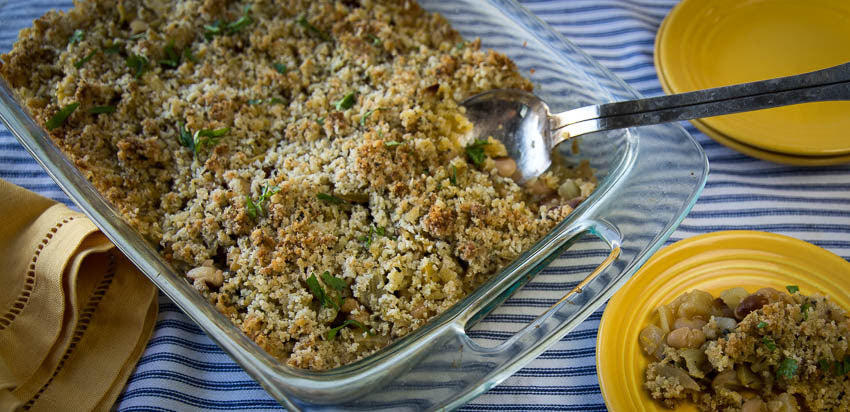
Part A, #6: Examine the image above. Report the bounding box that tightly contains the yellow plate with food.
[597,231,850,411]
[655,0,850,157]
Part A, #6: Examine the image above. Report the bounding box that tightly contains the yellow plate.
[655,51,850,166]
[596,231,850,411]
[656,0,850,157]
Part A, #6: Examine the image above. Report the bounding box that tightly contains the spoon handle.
[552,61,850,140]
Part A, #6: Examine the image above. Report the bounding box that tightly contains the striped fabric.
[2,0,849,410]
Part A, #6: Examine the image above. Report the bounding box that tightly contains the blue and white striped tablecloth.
[2,1,849,410]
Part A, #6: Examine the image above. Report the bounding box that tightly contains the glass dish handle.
[458,217,623,355]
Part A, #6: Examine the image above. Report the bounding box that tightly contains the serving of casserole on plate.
[0,0,709,409]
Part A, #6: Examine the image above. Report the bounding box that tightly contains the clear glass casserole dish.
[0,0,708,410]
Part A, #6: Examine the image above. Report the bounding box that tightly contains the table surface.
[2,1,849,410]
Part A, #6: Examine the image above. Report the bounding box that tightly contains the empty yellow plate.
[656,51,850,166]
[656,0,850,157]
[597,231,850,411]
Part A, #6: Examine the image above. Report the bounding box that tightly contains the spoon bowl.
[462,62,850,182]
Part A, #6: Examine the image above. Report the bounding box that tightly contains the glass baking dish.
[0,0,708,410]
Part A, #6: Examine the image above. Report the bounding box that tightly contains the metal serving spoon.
[462,61,850,183]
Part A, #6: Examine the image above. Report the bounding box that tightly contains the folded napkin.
[0,179,157,411]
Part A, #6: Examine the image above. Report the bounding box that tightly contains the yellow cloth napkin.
[0,179,157,411]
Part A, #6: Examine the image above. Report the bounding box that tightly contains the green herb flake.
[125,54,149,79]
[204,21,223,40]
[465,138,489,167]
[384,141,402,148]
[306,273,329,307]
[450,165,458,186]
[46,103,80,131]
[226,13,253,34]
[74,50,97,68]
[159,39,180,68]
[177,121,194,150]
[317,193,344,205]
[366,34,382,46]
[245,196,260,219]
[320,271,346,292]
[273,62,287,74]
[177,122,229,156]
[819,359,831,372]
[88,105,116,114]
[296,16,331,41]
[269,98,284,105]
[246,184,280,219]
[777,358,798,379]
[316,117,325,126]
[130,33,146,40]
[756,321,768,329]
[68,29,85,46]
[762,336,776,352]
[456,41,466,50]
[786,285,800,294]
[183,48,199,63]
[360,107,387,127]
[247,99,264,105]
[103,44,122,54]
[335,92,356,111]
[837,357,850,376]
[801,303,812,321]
[327,319,372,341]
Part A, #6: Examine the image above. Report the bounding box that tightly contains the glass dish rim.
[0,0,709,409]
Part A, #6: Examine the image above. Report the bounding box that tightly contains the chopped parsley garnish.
[306,273,337,309]
[366,34,382,46]
[786,285,799,294]
[176,121,229,156]
[777,358,798,379]
[450,165,458,185]
[204,6,253,39]
[273,62,287,74]
[159,39,181,68]
[756,321,768,329]
[801,302,812,320]
[360,107,386,127]
[762,336,776,351]
[384,141,402,148]
[835,357,850,376]
[359,225,391,247]
[321,271,346,293]
[74,50,97,68]
[226,13,253,34]
[306,271,346,311]
[68,29,85,46]
[125,54,149,78]
[465,138,489,167]
[316,117,325,126]
[317,193,345,205]
[103,44,122,54]
[204,21,223,38]
[130,33,146,40]
[296,15,330,41]
[335,92,356,111]
[456,41,466,50]
[183,48,199,63]
[46,103,80,131]
[327,319,372,341]
[88,105,116,114]
[245,184,280,219]
[247,99,264,105]
[819,359,831,372]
